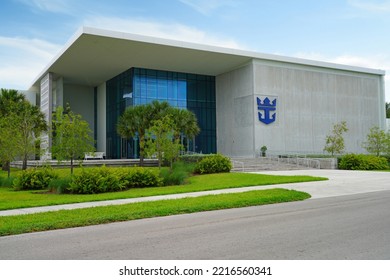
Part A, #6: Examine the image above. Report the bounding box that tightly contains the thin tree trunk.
[139,134,145,167]
[22,155,28,170]
[71,158,74,175]
[2,161,9,171]
[158,153,162,169]
[3,161,10,177]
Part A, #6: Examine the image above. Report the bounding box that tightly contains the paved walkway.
[1,170,389,217]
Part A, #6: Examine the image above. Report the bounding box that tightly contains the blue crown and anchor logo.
[257,97,277,125]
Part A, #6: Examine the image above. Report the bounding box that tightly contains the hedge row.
[69,167,162,194]
[11,154,233,194]
[13,166,162,194]
[338,154,389,170]
[13,167,58,190]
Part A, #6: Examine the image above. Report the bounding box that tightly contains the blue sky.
[1,0,389,101]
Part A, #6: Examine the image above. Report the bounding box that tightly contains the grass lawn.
[0,172,326,210]
[0,188,310,236]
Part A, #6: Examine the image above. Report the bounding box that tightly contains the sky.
[0,0,389,101]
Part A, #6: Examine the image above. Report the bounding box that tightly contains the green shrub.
[48,177,72,194]
[117,167,162,189]
[160,161,195,186]
[175,161,196,173]
[0,176,16,187]
[194,153,232,174]
[179,154,210,163]
[383,155,390,165]
[69,167,162,194]
[69,167,122,194]
[160,168,187,186]
[13,167,58,190]
[338,154,389,170]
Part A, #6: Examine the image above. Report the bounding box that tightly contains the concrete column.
[40,72,53,156]
[379,75,386,130]
[97,82,106,153]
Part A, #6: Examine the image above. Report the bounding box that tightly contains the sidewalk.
[1,170,389,217]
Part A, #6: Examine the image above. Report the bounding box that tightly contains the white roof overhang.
[29,26,385,91]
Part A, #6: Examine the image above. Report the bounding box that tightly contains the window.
[106,67,216,158]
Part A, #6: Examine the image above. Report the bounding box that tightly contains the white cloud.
[348,0,390,13]
[294,52,390,101]
[0,18,244,90]
[179,0,235,15]
[84,16,244,49]
[16,0,73,13]
[0,36,61,90]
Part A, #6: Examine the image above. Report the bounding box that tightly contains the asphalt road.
[1,190,390,260]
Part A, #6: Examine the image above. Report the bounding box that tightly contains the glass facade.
[106,68,216,159]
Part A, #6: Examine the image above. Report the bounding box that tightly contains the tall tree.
[51,106,95,174]
[169,107,200,152]
[16,101,48,169]
[117,104,150,166]
[323,121,348,156]
[0,113,21,177]
[145,115,182,170]
[149,100,170,121]
[363,126,390,156]
[117,101,170,166]
[0,89,46,171]
[0,89,25,116]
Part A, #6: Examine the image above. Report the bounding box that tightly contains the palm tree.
[169,107,200,152]
[117,101,171,166]
[148,100,171,121]
[0,89,25,116]
[117,101,195,165]
[117,105,150,166]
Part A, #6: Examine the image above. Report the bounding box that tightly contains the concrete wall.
[217,59,385,157]
[216,63,254,157]
[63,84,95,136]
[253,59,384,155]
[20,90,37,105]
[97,82,106,153]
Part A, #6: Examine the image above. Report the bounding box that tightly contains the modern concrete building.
[28,27,386,159]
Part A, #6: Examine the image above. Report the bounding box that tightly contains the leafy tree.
[169,107,200,151]
[117,101,170,166]
[117,101,200,166]
[16,101,48,170]
[145,115,182,170]
[0,89,25,172]
[324,121,348,156]
[0,89,46,171]
[386,102,390,118]
[363,126,390,156]
[51,106,95,174]
[0,113,21,177]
